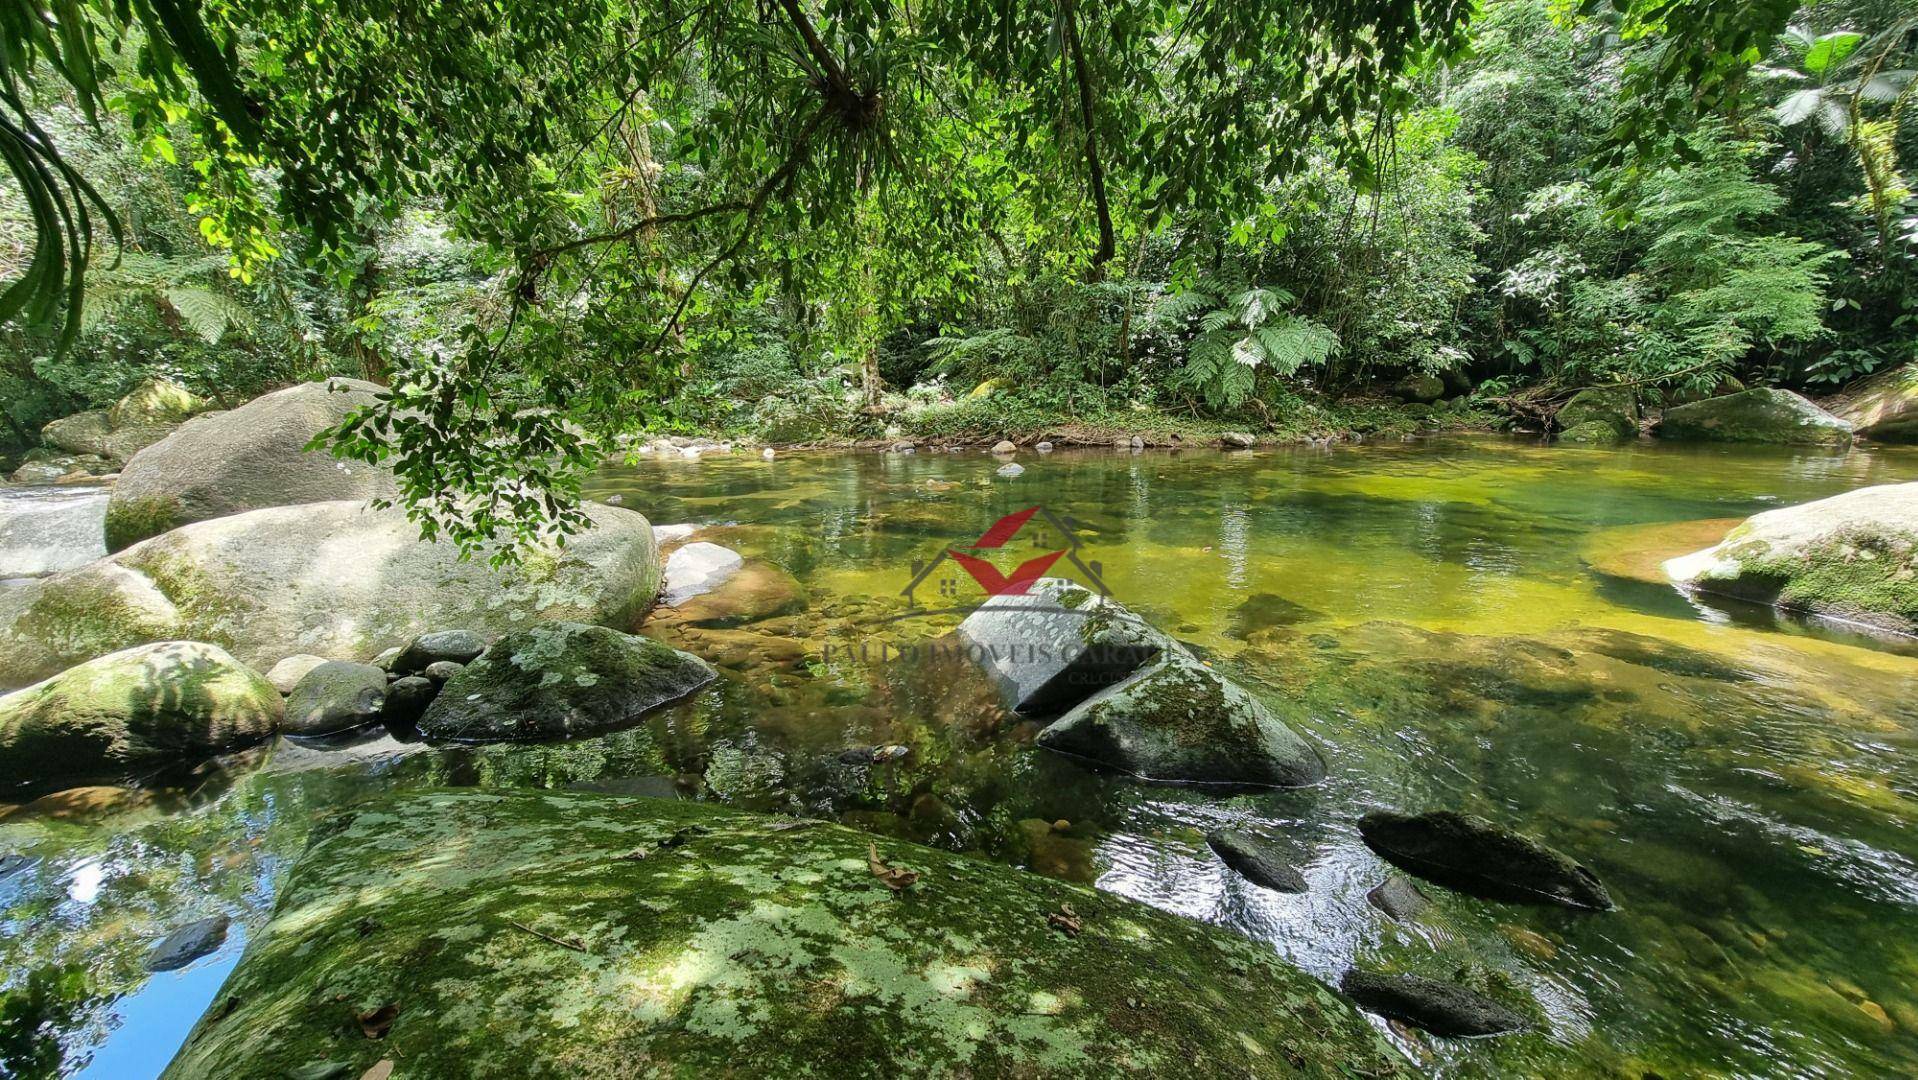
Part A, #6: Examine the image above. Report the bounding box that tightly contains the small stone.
[1207,830,1308,893]
[761,448,776,460]
[996,462,1025,478]
[1129,435,1144,450]
[1366,875,1429,922]
[991,439,1017,454]
[393,629,486,675]
[1035,441,1054,452]
[1222,431,1256,449]
[890,441,915,453]
[1858,1000,1894,1031]
[1052,819,1071,832]
[147,914,230,971]
[381,677,437,724]
[371,647,402,671]
[265,654,330,695]
[602,493,626,505]
[422,660,464,683]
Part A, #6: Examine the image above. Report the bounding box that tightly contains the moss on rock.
[163,788,1405,1079]
[1555,387,1638,440]
[1659,389,1853,446]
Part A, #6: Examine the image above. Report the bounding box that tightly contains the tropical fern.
[79,250,253,343]
[1161,285,1338,410]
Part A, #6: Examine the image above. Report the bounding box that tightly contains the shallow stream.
[5,437,1918,1076]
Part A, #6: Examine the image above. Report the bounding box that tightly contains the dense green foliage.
[3,0,1913,548]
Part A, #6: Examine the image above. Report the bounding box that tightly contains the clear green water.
[5,436,1918,1076]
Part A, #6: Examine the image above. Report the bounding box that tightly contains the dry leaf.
[1047,903,1082,937]
[361,1062,395,1080]
[357,1002,398,1039]
[867,841,919,892]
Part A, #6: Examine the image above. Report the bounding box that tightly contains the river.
[3,436,1917,1076]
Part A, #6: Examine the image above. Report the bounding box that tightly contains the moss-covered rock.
[105,378,396,550]
[1658,388,1853,446]
[107,378,205,428]
[1390,373,1446,404]
[1555,386,1639,440]
[0,641,279,790]
[1037,651,1325,788]
[163,788,1406,1079]
[1824,362,1918,442]
[418,622,715,742]
[284,660,388,736]
[0,499,663,680]
[1663,482,1918,634]
[1358,810,1614,911]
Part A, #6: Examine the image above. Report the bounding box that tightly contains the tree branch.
[1062,1,1116,277]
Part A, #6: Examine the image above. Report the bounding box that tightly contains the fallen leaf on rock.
[362,1061,395,1080]
[868,841,919,892]
[1047,903,1082,937]
[357,1002,398,1039]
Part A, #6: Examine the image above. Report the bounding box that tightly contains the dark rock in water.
[417,622,715,742]
[954,577,1163,715]
[1232,592,1321,634]
[146,914,230,971]
[393,629,486,675]
[1366,875,1429,922]
[1037,651,1324,788]
[1359,810,1614,911]
[284,661,388,737]
[1340,969,1529,1037]
[380,676,437,725]
[422,660,464,683]
[0,853,33,878]
[1207,830,1308,893]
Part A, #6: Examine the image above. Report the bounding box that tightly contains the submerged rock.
[0,499,661,683]
[1658,388,1852,446]
[161,788,1407,1079]
[1339,969,1529,1038]
[417,622,715,742]
[1557,419,1631,446]
[1824,362,1918,442]
[956,578,1163,715]
[660,541,745,606]
[284,661,388,737]
[1359,810,1613,911]
[392,629,487,675]
[1366,876,1430,922]
[1207,830,1308,892]
[1038,652,1324,788]
[105,378,396,550]
[0,642,280,788]
[997,462,1025,477]
[147,914,230,972]
[1663,483,1918,635]
[653,558,806,628]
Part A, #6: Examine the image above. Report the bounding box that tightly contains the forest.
[3,0,1912,543]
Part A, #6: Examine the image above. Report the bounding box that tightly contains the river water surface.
[4,437,1918,1077]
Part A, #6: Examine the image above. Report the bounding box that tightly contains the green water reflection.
[6,436,1918,1076]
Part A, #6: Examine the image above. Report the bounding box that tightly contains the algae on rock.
[162,788,1406,1079]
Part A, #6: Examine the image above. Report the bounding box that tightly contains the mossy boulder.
[1037,652,1325,788]
[108,377,206,427]
[1663,482,1918,634]
[1824,362,1918,442]
[1390,372,1446,404]
[105,378,396,550]
[39,409,116,459]
[955,577,1163,716]
[0,500,662,681]
[284,660,389,736]
[1658,388,1853,446]
[418,622,715,742]
[162,788,1406,1079]
[1555,386,1638,440]
[0,562,184,689]
[0,641,279,790]
[40,380,207,466]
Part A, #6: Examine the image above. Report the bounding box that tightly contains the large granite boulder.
[1359,810,1614,910]
[1663,482,1918,634]
[1825,363,1918,442]
[161,788,1407,1079]
[1037,651,1325,788]
[1658,388,1852,446]
[104,378,396,550]
[0,500,661,686]
[955,578,1162,715]
[1555,386,1638,441]
[41,378,209,464]
[418,622,714,742]
[0,641,279,789]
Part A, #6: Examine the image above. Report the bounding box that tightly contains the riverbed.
[4,436,1917,1076]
